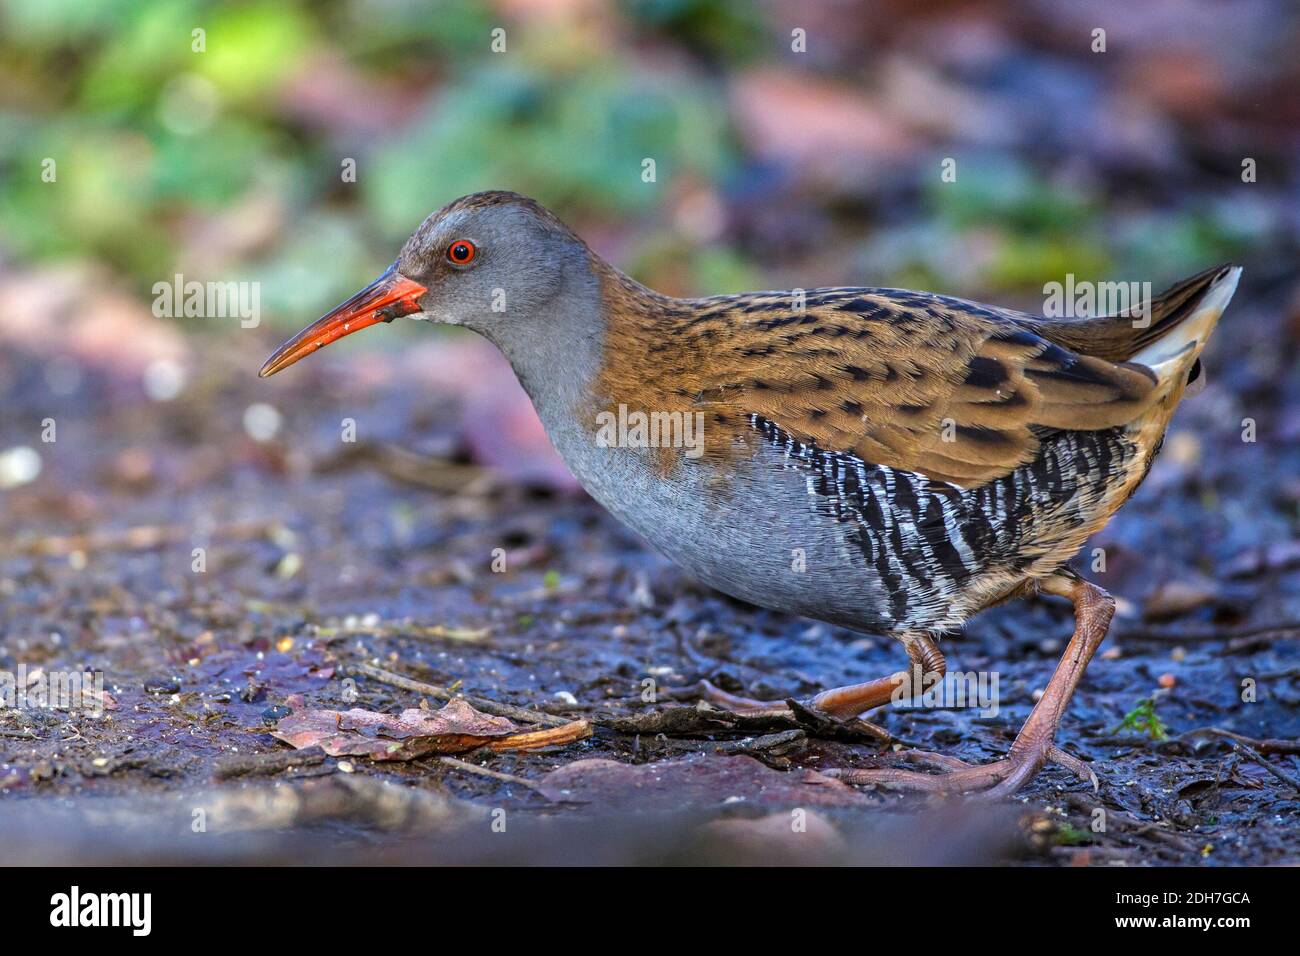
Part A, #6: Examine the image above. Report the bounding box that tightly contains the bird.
[260,190,1241,797]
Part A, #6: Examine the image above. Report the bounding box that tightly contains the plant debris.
[272,699,590,760]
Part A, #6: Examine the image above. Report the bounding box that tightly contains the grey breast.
[542,406,898,632]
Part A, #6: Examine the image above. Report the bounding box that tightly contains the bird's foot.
[693,674,1098,794]
[676,679,906,730]
[669,681,892,739]
[829,742,1097,799]
[691,675,1098,795]
[830,573,1114,798]
[675,632,948,720]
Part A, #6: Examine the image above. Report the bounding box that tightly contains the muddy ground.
[0,273,1297,866]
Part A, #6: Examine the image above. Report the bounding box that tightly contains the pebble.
[261,704,292,725]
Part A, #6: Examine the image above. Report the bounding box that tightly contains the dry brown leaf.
[272,698,590,761]
[272,698,519,761]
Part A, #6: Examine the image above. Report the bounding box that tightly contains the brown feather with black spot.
[592,271,1174,486]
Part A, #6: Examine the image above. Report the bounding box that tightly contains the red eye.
[447,240,476,265]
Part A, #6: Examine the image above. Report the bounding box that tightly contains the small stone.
[144,676,181,695]
[261,704,292,725]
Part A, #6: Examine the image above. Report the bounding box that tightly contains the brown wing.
[597,287,1162,487]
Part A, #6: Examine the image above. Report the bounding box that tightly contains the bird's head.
[259,191,593,378]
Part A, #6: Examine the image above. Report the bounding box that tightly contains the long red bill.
[258,264,427,378]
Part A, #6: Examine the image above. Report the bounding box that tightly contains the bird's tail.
[1034,263,1241,393]
[1130,264,1240,392]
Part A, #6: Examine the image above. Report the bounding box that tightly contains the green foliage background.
[0,0,1281,330]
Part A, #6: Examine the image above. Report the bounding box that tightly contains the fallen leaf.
[272,698,519,761]
[272,698,591,760]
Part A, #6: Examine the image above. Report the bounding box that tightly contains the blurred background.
[0,0,1297,864]
[3,0,1296,343]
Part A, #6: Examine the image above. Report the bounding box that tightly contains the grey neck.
[469,262,607,449]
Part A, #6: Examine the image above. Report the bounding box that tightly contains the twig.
[1215,739,1300,793]
[1189,728,1300,755]
[496,583,583,604]
[488,720,591,751]
[438,756,546,792]
[0,728,38,739]
[633,728,807,759]
[214,745,327,780]
[1238,750,1300,792]
[1061,794,1198,853]
[314,442,491,493]
[347,661,572,728]
[316,621,490,644]
[1,520,277,559]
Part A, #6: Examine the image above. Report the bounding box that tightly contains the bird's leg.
[834,572,1114,797]
[690,633,946,718]
[809,632,946,718]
